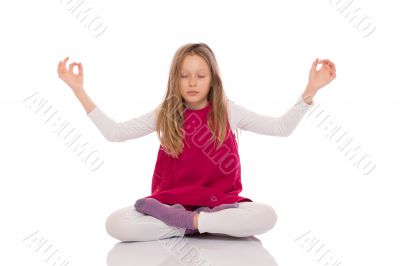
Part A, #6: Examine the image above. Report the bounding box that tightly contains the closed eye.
[180,75,206,78]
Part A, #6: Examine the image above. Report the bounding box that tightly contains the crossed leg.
[105,201,277,242]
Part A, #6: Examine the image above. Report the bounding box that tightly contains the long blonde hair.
[155,42,239,159]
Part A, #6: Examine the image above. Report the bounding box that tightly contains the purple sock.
[134,198,197,230]
[170,204,199,236]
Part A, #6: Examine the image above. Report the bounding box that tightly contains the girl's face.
[179,54,211,110]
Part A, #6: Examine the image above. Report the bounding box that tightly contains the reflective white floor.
[7,222,400,266]
[106,233,277,266]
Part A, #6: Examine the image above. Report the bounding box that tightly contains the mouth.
[186,91,199,95]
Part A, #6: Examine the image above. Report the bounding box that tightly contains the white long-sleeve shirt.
[86,96,315,142]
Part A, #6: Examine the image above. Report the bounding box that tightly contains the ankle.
[193,212,199,229]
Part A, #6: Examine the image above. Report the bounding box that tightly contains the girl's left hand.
[307,58,336,93]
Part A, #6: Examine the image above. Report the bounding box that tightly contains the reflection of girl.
[57,43,336,241]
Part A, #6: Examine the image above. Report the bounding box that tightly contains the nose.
[189,77,197,87]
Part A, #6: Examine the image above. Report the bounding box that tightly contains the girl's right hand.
[57,57,84,94]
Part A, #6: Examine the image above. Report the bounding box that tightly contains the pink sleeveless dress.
[145,101,253,211]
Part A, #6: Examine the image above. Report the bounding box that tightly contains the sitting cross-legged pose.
[57,42,336,242]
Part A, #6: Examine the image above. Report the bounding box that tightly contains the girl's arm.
[228,94,314,137]
[57,56,157,142]
[86,106,158,142]
[74,89,96,114]
[228,58,336,136]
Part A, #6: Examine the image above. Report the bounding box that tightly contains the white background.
[1,0,399,265]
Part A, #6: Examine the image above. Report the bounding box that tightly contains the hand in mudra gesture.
[307,58,337,94]
[57,56,84,93]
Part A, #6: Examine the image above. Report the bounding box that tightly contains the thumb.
[311,58,319,71]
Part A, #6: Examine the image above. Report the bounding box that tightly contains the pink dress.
[87,95,314,211]
[145,101,252,211]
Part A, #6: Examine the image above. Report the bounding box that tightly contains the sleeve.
[86,105,159,142]
[228,96,315,136]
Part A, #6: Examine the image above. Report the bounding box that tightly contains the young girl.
[57,43,336,242]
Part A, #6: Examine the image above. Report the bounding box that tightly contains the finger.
[311,58,319,71]
[317,59,328,70]
[78,62,83,75]
[323,64,335,73]
[327,59,336,72]
[62,57,69,71]
[63,56,69,66]
[68,62,78,73]
[58,60,67,75]
[321,59,333,70]
[323,59,336,72]
[58,61,64,76]
[318,58,329,69]
[329,68,337,79]
[319,59,329,66]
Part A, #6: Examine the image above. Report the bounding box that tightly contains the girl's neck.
[185,100,210,111]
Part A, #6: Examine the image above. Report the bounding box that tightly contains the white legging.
[105,201,278,242]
